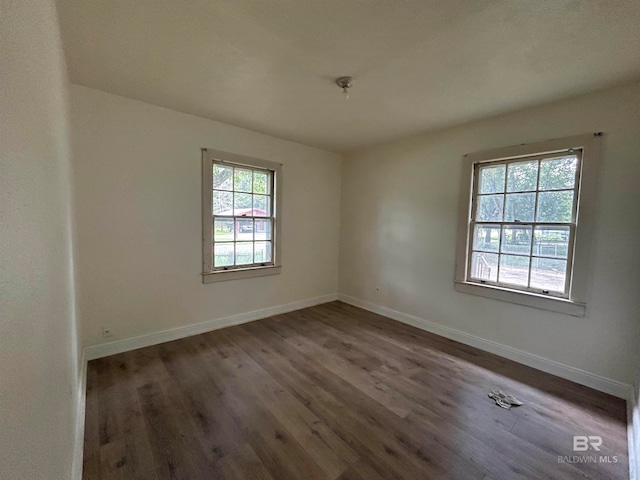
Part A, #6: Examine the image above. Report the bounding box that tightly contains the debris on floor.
[488,389,524,409]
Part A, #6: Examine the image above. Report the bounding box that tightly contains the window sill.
[454,281,586,316]
[203,265,281,283]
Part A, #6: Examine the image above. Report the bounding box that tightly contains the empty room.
[3,0,640,479]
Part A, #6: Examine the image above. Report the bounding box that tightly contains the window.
[202,149,282,283]
[455,134,602,316]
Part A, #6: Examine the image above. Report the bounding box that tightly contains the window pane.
[536,191,573,222]
[236,242,254,265]
[253,194,270,217]
[214,218,234,242]
[533,227,570,259]
[470,252,498,282]
[254,219,272,241]
[214,243,234,267]
[253,171,269,194]
[498,255,530,286]
[478,165,505,194]
[476,195,504,222]
[501,226,532,255]
[213,164,233,190]
[234,168,253,192]
[539,156,577,191]
[473,224,500,252]
[255,241,272,263]
[530,258,567,292]
[504,192,535,222]
[234,193,252,215]
[213,191,233,215]
[507,161,538,192]
[236,218,253,241]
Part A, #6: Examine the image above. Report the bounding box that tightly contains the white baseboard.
[338,293,630,399]
[71,349,87,479]
[84,293,339,361]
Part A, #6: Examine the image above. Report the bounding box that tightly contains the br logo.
[573,436,602,452]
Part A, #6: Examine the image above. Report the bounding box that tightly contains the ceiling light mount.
[336,76,354,100]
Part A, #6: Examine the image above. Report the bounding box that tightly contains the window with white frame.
[470,152,579,296]
[455,134,601,316]
[202,149,281,283]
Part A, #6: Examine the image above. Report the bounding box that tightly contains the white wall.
[0,1,79,479]
[340,81,640,386]
[71,86,341,347]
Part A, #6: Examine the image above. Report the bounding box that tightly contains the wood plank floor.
[83,301,628,480]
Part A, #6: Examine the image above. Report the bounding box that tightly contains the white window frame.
[202,148,282,283]
[454,134,602,316]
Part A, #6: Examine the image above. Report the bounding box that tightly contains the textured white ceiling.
[56,0,640,152]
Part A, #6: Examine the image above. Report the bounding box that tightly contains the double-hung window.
[202,149,282,283]
[455,134,601,316]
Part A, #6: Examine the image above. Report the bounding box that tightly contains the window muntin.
[467,151,581,297]
[211,161,276,270]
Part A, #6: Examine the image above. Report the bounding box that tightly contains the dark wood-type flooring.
[83,301,628,479]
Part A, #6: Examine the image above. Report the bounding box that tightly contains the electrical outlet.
[102,326,113,338]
